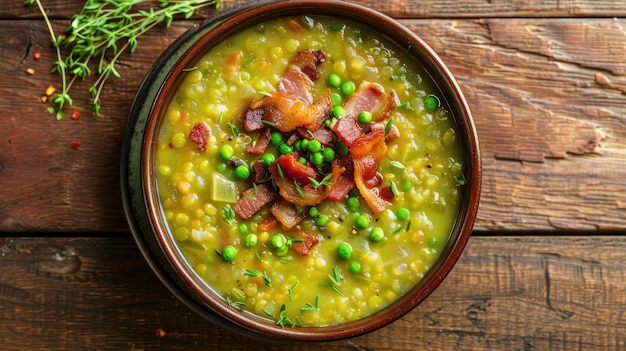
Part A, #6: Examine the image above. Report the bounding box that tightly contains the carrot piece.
[287,18,304,32]
[258,218,278,231]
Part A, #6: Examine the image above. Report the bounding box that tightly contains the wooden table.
[2,0,625,349]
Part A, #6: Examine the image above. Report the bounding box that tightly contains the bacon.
[327,155,355,202]
[342,81,398,122]
[350,128,391,213]
[244,92,331,133]
[232,182,278,220]
[290,227,320,256]
[275,153,318,186]
[188,122,211,151]
[270,199,306,230]
[278,49,326,102]
[251,159,267,184]
[330,115,364,146]
[269,162,343,207]
[243,50,330,133]
[246,128,272,155]
[296,124,334,145]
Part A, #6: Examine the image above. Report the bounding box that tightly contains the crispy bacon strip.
[275,153,319,186]
[245,128,272,155]
[244,91,331,133]
[270,199,306,230]
[350,128,391,213]
[290,227,320,256]
[269,162,344,207]
[327,155,354,202]
[232,182,278,220]
[243,50,330,133]
[343,81,398,122]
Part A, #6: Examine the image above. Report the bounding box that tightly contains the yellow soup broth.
[155,16,464,327]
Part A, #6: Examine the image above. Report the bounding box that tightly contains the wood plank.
[1,235,625,350]
[9,0,626,19]
[1,17,625,232]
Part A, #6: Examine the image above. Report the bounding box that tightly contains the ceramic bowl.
[121,0,481,342]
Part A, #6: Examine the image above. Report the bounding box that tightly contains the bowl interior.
[123,0,480,342]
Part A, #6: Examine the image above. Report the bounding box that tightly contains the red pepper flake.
[71,111,80,120]
[34,52,42,60]
[26,68,35,75]
[155,328,166,338]
[70,141,80,149]
[188,122,211,151]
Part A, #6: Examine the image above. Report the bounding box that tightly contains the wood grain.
[1,235,625,350]
[2,15,625,232]
[8,0,626,19]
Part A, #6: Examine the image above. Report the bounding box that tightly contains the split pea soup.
[155,15,465,327]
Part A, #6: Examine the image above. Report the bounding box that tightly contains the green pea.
[308,206,319,217]
[331,105,345,118]
[261,153,275,167]
[369,227,385,242]
[336,243,352,260]
[328,73,342,88]
[309,152,324,166]
[322,148,335,162]
[358,111,372,124]
[336,142,349,156]
[324,119,332,127]
[234,164,251,180]
[346,196,360,212]
[300,139,310,152]
[245,233,258,247]
[238,223,249,235]
[308,140,321,153]
[402,179,412,191]
[221,245,237,262]
[340,81,356,96]
[349,261,361,274]
[424,95,439,111]
[278,143,293,155]
[355,214,370,229]
[270,131,284,145]
[275,244,289,256]
[315,214,329,227]
[218,144,234,161]
[428,236,438,248]
[269,233,287,249]
[294,139,302,152]
[396,208,410,220]
[330,92,343,107]
[298,156,307,165]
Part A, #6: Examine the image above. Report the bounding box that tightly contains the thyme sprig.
[25,0,221,119]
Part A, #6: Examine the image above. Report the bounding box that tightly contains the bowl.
[121,0,481,342]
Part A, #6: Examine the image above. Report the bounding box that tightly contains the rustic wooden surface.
[1,0,626,350]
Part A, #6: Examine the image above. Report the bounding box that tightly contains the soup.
[155,15,465,327]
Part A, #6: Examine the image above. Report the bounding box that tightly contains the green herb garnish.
[222,205,235,223]
[398,101,414,111]
[288,281,299,301]
[300,295,319,311]
[276,304,296,328]
[25,0,221,118]
[384,117,393,134]
[294,181,305,198]
[244,269,271,287]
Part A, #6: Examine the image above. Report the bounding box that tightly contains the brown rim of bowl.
[138,0,481,342]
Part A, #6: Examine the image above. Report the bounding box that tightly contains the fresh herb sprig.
[25,0,221,119]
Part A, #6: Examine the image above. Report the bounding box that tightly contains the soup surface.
[155,15,465,327]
